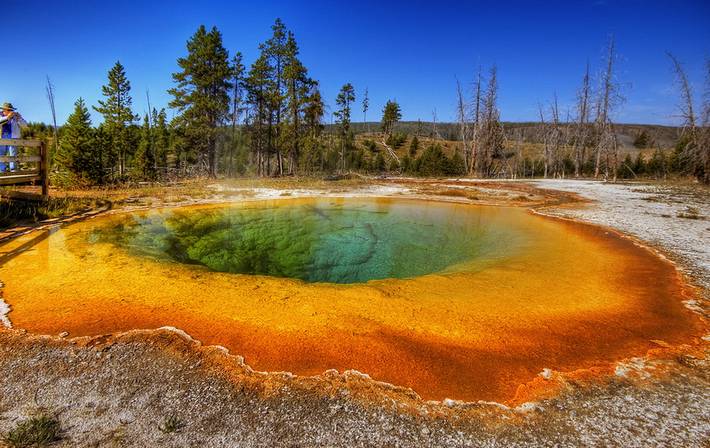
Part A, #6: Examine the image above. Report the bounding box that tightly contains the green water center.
[88,198,525,283]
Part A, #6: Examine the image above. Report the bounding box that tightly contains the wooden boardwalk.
[0,138,48,196]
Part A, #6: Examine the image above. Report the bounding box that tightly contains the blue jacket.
[0,115,23,139]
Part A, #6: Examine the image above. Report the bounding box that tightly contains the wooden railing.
[0,139,49,196]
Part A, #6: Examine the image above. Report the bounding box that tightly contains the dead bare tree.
[512,128,524,178]
[538,103,550,178]
[549,94,564,177]
[537,94,567,178]
[594,36,623,181]
[431,109,441,140]
[455,77,470,173]
[668,52,697,129]
[45,76,59,162]
[668,53,710,183]
[470,66,483,176]
[573,63,592,177]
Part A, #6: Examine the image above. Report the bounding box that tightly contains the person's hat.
[1,103,16,111]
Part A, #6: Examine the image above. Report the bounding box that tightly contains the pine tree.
[152,108,170,172]
[262,18,289,176]
[633,152,646,175]
[335,83,355,132]
[304,84,325,138]
[228,52,245,177]
[301,82,325,173]
[93,124,112,181]
[633,130,650,148]
[245,53,273,176]
[374,151,386,172]
[479,66,505,176]
[244,19,305,177]
[168,25,232,177]
[401,154,412,173]
[648,148,667,178]
[134,114,156,180]
[620,153,635,178]
[362,88,369,133]
[283,31,311,175]
[93,61,137,178]
[334,83,356,171]
[448,151,466,176]
[415,144,448,177]
[56,98,101,184]
[409,135,419,157]
[381,100,402,137]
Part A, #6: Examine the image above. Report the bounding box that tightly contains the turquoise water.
[88,198,525,284]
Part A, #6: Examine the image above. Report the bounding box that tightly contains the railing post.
[40,141,49,197]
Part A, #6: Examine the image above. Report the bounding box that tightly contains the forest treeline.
[23,20,710,185]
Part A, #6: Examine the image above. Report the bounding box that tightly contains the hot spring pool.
[87,199,527,283]
[0,197,701,402]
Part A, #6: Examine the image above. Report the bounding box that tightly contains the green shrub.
[4,414,61,448]
[159,414,186,434]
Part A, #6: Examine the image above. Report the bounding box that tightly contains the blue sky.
[4,0,709,125]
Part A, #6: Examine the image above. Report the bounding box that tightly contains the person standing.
[0,103,27,172]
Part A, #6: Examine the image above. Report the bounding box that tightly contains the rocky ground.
[0,178,708,447]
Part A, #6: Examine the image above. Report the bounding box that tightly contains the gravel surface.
[0,328,707,448]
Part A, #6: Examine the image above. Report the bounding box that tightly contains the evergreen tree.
[262,18,289,175]
[374,152,386,172]
[633,152,646,175]
[152,108,170,172]
[633,130,651,148]
[134,114,156,180]
[401,154,413,173]
[244,19,308,177]
[93,123,112,181]
[334,83,356,171]
[335,83,355,132]
[93,61,137,177]
[479,65,505,176]
[381,100,402,137]
[362,87,369,132]
[228,52,245,177]
[448,151,466,176]
[409,135,419,157]
[648,148,667,178]
[168,25,232,177]
[56,98,101,184]
[620,153,635,178]
[304,83,325,138]
[415,144,448,177]
[283,31,312,175]
[245,53,273,176]
[301,82,325,173]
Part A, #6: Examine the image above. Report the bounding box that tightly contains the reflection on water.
[87,199,526,283]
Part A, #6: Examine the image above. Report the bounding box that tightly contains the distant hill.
[332,121,682,150]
